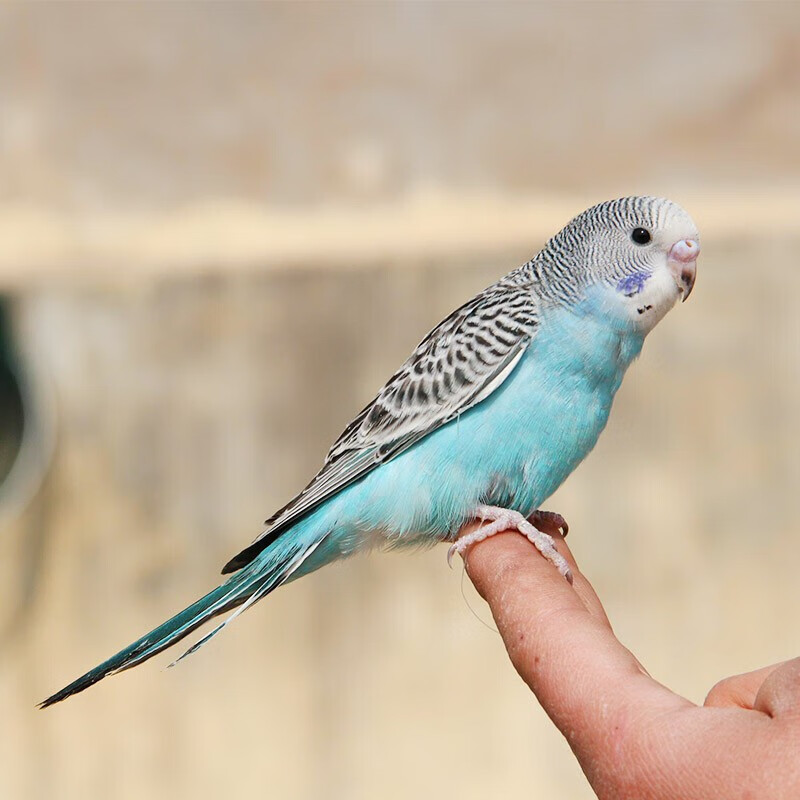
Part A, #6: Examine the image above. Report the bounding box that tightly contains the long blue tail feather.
[39,531,328,708]
[38,574,249,708]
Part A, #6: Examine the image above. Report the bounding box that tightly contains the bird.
[40,195,699,707]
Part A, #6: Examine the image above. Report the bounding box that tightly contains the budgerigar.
[41,196,699,707]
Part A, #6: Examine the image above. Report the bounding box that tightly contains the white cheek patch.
[623,268,681,333]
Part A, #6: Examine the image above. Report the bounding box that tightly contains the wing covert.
[221,283,538,573]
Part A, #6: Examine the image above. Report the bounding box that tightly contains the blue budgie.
[41,196,699,707]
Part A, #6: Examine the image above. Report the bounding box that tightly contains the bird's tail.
[39,531,328,708]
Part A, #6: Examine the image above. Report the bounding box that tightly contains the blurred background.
[1,2,799,798]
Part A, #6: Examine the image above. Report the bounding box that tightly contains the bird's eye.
[631,227,651,245]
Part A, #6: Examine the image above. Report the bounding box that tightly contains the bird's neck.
[539,289,645,394]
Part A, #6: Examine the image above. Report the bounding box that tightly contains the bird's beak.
[668,239,699,302]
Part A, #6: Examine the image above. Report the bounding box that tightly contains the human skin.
[458,522,800,799]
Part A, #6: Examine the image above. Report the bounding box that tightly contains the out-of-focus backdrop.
[1,3,799,798]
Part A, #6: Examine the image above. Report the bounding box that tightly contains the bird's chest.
[475,305,644,508]
[356,299,644,537]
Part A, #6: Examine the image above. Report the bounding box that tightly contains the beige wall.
[1,3,800,799]
[2,2,799,211]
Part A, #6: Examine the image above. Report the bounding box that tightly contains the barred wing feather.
[221,284,538,574]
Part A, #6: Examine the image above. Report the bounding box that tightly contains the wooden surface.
[0,188,799,286]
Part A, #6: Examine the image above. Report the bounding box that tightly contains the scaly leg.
[448,504,573,584]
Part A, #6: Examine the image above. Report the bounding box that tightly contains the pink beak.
[668,238,699,301]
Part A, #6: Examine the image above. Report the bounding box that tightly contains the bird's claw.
[448,505,573,583]
[528,509,569,538]
[446,543,459,568]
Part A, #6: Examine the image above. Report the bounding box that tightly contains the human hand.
[459,523,800,800]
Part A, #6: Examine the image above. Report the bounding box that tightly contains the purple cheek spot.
[617,271,651,297]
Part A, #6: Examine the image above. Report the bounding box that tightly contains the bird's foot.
[447,504,573,584]
[527,509,569,538]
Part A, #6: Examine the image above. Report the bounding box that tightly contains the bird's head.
[554,196,700,334]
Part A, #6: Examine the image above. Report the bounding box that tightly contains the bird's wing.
[221,282,538,573]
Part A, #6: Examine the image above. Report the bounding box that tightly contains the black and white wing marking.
[221,284,538,573]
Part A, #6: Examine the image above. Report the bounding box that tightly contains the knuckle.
[704,677,737,707]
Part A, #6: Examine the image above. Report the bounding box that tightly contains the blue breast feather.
[281,288,645,578]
